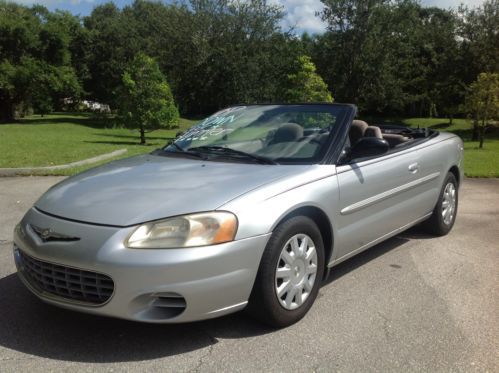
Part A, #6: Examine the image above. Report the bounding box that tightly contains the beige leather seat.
[350,120,410,148]
[364,126,383,139]
[365,125,410,147]
[349,120,369,145]
[271,123,304,144]
[383,134,410,147]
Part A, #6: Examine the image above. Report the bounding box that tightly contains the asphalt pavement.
[0,176,497,372]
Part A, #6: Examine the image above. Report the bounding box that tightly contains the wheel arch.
[272,205,334,278]
[448,165,460,186]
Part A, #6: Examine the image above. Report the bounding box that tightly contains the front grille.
[17,250,114,305]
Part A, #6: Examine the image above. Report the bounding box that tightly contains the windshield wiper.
[188,146,277,165]
[169,142,186,152]
[162,143,206,159]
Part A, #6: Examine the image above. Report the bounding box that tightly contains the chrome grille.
[17,250,114,305]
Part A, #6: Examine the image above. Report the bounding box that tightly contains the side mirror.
[348,137,389,160]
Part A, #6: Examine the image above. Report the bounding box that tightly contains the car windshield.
[164,104,348,164]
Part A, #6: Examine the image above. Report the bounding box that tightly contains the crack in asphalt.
[191,344,214,373]
[190,328,218,373]
[377,311,392,340]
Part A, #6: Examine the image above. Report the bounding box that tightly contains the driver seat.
[270,123,304,144]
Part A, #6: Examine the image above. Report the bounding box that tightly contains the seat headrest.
[349,120,369,145]
[364,126,382,139]
[352,120,369,129]
[272,123,304,144]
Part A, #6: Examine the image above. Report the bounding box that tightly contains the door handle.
[408,163,419,173]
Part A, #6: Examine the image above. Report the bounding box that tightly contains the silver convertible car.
[13,104,463,327]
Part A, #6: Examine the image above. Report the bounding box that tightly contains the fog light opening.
[131,292,187,321]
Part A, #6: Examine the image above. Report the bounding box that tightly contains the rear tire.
[423,172,458,236]
[247,216,325,328]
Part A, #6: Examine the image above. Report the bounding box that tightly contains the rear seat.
[349,120,411,148]
[382,134,410,147]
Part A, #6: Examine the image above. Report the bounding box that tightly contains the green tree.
[118,53,179,145]
[458,0,499,75]
[171,0,291,113]
[318,0,392,111]
[83,0,296,115]
[285,55,333,102]
[458,0,499,139]
[465,72,499,148]
[83,2,134,108]
[0,2,81,121]
[317,0,465,116]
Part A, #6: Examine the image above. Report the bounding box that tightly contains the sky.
[11,0,487,34]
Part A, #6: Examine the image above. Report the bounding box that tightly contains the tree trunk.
[479,119,485,149]
[472,114,479,141]
[140,127,146,145]
[449,114,453,126]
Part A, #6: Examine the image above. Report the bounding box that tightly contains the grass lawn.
[1,113,497,177]
[0,113,197,175]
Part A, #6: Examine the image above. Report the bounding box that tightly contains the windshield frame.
[161,103,357,165]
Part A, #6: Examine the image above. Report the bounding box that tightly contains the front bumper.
[13,208,270,323]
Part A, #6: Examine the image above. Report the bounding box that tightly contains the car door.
[333,148,428,261]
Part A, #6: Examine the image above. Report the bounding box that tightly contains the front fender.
[219,166,340,254]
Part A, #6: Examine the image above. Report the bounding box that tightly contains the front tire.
[247,216,325,328]
[423,172,458,236]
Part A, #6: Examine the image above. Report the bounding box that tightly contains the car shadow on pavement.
[0,229,422,363]
[323,234,412,286]
[0,273,273,363]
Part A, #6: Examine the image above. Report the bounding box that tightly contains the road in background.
[0,177,497,372]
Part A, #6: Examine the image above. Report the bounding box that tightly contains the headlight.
[125,212,238,249]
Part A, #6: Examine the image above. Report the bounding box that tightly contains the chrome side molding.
[340,172,440,215]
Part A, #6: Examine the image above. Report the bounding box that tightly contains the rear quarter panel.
[416,132,464,210]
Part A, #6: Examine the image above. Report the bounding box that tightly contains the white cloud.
[271,0,327,34]
[274,0,487,34]
[8,0,488,34]
[421,0,486,8]
[10,0,93,5]
[11,0,58,4]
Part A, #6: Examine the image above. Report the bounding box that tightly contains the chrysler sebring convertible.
[13,104,463,327]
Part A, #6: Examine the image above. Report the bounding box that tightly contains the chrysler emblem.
[30,225,80,243]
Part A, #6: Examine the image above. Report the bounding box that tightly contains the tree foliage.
[82,0,297,114]
[315,0,475,116]
[465,73,499,148]
[285,55,333,103]
[0,2,81,121]
[118,53,179,144]
[458,0,499,75]
[1,0,498,121]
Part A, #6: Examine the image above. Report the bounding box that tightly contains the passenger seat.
[364,126,383,139]
[349,120,369,145]
[270,123,304,145]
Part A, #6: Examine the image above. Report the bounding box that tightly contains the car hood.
[35,154,308,226]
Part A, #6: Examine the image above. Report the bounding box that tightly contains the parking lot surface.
[0,177,497,372]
